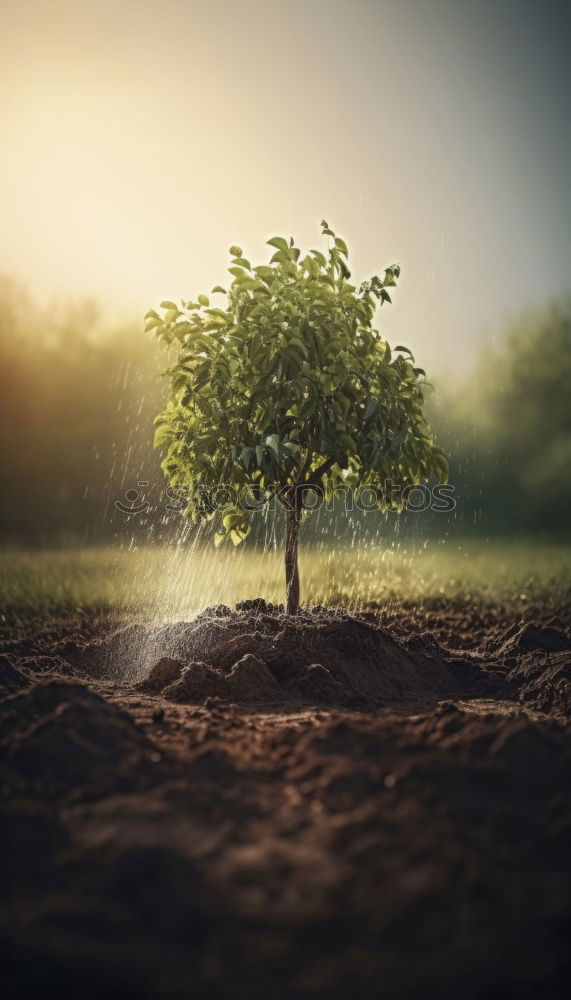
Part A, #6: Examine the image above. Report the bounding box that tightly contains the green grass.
[1,539,570,620]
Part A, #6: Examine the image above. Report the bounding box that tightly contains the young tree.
[147,222,448,614]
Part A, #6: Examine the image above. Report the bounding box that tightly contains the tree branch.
[298,447,313,484]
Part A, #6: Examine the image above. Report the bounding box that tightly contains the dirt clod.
[137,656,183,694]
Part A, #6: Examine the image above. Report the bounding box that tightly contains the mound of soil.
[68,602,516,712]
[161,653,284,706]
[0,679,165,798]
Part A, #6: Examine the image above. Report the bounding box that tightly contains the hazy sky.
[1,0,570,368]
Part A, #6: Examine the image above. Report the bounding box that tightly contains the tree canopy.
[148,221,447,549]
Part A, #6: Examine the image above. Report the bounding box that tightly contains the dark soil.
[1,600,570,998]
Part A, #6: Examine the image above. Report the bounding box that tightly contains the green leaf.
[363,396,379,420]
[240,446,253,470]
[395,346,415,360]
[267,236,290,253]
[160,300,178,310]
[283,441,300,459]
[211,285,227,294]
[197,294,209,307]
[230,525,249,545]
[301,256,317,277]
[253,265,275,281]
[286,336,308,358]
[265,433,279,459]
[223,511,242,531]
[229,245,242,257]
[269,250,290,265]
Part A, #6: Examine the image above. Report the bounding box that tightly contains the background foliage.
[428,302,571,533]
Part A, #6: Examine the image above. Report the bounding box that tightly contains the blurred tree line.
[0,275,569,545]
[0,277,165,544]
[428,302,571,536]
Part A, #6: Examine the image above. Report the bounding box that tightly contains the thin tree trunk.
[285,497,301,615]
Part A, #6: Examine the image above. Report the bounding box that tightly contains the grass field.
[1,538,570,620]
